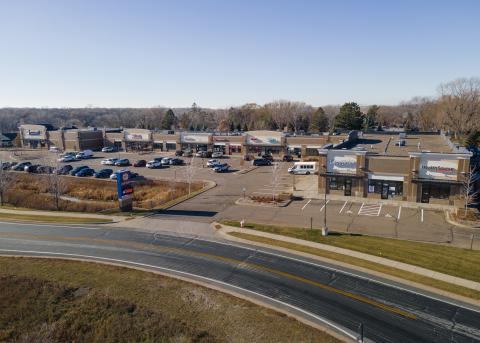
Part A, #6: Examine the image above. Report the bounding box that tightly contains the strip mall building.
[18,124,471,206]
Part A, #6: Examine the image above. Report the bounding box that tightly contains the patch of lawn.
[221,220,480,284]
[0,212,112,223]
[0,257,339,343]
[229,232,480,301]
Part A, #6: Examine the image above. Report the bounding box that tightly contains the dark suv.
[253,158,272,166]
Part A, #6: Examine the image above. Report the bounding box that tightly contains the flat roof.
[352,133,454,156]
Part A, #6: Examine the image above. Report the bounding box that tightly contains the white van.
[75,149,93,159]
[288,162,317,175]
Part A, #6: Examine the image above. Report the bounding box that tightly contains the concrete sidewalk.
[216,224,480,294]
[0,208,124,222]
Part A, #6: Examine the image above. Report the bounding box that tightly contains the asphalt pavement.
[0,221,479,342]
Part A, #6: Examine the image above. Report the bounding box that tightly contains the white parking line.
[301,199,311,211]
[377,204,382,216]
[397,206,402,220]
[421,209,424,222]
[319,200,329,212]
[339,201,348,214]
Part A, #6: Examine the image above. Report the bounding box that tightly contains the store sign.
[23,129,45,139]
[246,135,281,145]
[419,158,458,180]
[327,155,357,174]
[124,131,150,141]
[181,134,210,144]
[116,171,134,212]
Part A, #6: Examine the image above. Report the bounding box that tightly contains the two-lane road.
[0,221,478,342]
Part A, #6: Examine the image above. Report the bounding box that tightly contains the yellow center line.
[0,232,417,319]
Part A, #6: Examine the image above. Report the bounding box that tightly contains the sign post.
[116,171,134,212]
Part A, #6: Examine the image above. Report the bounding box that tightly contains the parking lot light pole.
[322,165,328,236]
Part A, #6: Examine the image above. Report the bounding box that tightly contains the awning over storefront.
[319,172,364,178]
[214,142,226,146]
[412,178,462,185]
[368,174,405,182]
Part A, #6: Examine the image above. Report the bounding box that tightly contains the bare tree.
[0,161,15,206]
[438,77,480,139]
[462,164,480,212]
[44,159,67,210]
[271,162,281,202]
[184,155,196,195]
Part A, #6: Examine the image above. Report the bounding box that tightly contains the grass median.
[0,212,112,223]
[0,257,339,343]
[221,220,480,296]
[228,232,480,300]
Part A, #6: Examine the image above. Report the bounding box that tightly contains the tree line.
[0,77,478,141]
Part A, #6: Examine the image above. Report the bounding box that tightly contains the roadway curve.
[0,221,479,343]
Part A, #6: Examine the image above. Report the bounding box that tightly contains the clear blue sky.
[0,0,479,108]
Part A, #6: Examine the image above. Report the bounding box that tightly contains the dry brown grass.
[250,192,291,204]
[5,174,203,212]
[0,257,338,343]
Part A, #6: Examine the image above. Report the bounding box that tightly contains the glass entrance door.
[344,179,352,196]
[381,182,389,199]
[421,185,430,203]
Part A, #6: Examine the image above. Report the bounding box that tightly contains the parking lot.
[1,149,478,249]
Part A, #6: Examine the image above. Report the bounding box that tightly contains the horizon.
[1,0,479,108]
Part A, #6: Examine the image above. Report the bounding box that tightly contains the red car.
[133,159,147,167]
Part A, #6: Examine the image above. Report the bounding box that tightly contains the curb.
[234,197,292,208]
[213,223,480,303]
[445,210,480,230]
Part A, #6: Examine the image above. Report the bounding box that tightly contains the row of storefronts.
[18,125,347,158]
[316,149,471,206]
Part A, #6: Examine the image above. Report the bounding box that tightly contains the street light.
[322,165,328,236]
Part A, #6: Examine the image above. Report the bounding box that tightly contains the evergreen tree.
[364,105,379,131]
[161,109,176,130]
[334,102,363,130]
[309,107,329,132]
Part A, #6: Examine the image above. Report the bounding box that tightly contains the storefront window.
[429,184,450,199]
[230,145,241,153]
[166,143,176,151]
[368,180,403,196]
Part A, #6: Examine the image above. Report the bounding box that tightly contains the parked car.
[283,155,294,162]
[75,150,93,159]
[58,155,76,163]
[25,164,40,173]
[102,146,116,153]
[169,158,183,165]
[175,150,184,156]
[12,162,31,171]
[110,169,138,180]
[101,158,118,165]
[94,168,113,178]
[70,165,89,176]
[75,168,95,177]
[115,159,130,167]
[146,160,164,169]
[37,165,55,174]
[252,158,272,166]
[207,159,221,167]
[183,150,193,157]
[56,165,73,175]
[262,154,274,162]
[161,157,172,165]
[211,151,223,158]
[49,147,61,153]
[195,151,206,158]
[133,159,147,167]
[213,163,230,173]
[1,162,16,170]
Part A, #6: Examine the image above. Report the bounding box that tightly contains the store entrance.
[344,179,352,196]
[421,185,430,203]
[381,182,389,200]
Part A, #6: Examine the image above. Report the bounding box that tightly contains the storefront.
[124,129,152,152]
[318,150,366,197]
[180,133,211,152]
[244,131,284,157]
[409,152,470,205]
[19,125,49,149]
[367,174,404,200]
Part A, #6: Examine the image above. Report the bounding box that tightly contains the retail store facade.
[317,149,471,206]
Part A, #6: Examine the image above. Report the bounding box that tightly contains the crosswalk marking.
[358,203,382,216]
